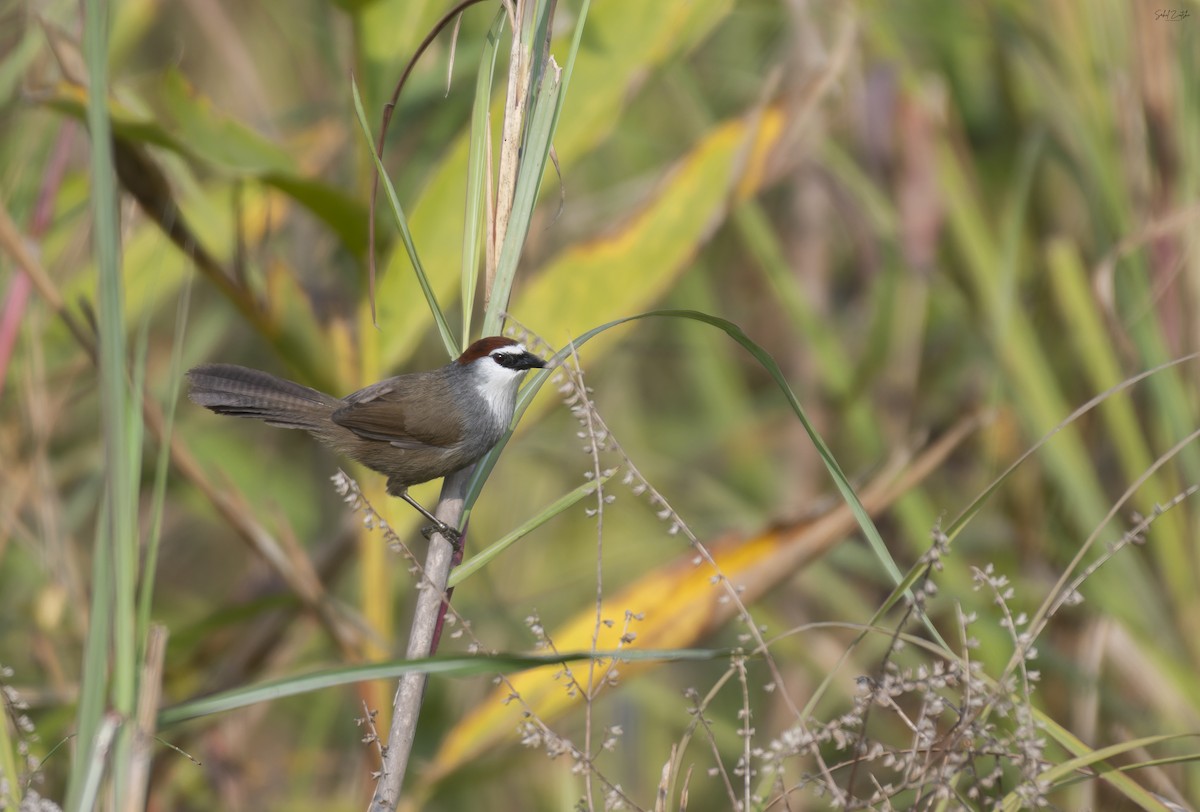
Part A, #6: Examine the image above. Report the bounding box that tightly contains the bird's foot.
[421,522,462,546]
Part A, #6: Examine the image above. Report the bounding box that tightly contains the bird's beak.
[516,351,547,371]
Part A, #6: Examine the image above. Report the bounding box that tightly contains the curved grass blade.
[450,471,614,587]
[1001,723,1186,812]
[944,352,1199,541]
[157,648,721,727]
[350,75,458,358]
[466,310,909,607]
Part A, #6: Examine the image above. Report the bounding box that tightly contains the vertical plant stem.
[368,468,471,811]
[369,1,579,805]
[124,625,167,812]
[490,0,529,281]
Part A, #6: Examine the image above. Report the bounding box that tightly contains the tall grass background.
[2,0,1200,809]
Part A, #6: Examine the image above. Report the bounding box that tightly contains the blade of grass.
[1001,719,1180,812]
[68,499,114,812]
[461,9,507,346]
[1052,749,1200,789]
[69,0,134,804]
[525,0,554,108]
[350,75,458,358]
[116,278,150,809]
[945,352,1199,541]
[158,648,722,726]
[938,140,1115,538]
[468,310,911,604]
[481,45,561,335]
[137,275,194,647]
[450,472,614,587]
[1046,238,1190,607]
[544,0,592,141]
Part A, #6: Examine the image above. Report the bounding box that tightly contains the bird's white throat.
[471,346,529,424]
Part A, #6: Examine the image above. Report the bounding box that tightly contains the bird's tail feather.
[187,364,339,432]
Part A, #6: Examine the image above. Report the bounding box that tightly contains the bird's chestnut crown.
[456,336,546,372]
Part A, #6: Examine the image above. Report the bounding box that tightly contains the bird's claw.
[421,523,462,545]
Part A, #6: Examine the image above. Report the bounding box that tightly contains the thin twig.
[559,343,609,811]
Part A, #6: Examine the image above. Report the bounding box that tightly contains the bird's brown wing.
[331,372,464,450]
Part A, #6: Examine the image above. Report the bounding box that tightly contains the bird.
[186,336,546,540]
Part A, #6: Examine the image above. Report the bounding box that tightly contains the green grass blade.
[158,648,722,726]
[547,0,592,138]
[1046,239,1192,609]
[466,310,913,615]
[944,353,1199,541]
[68,507,114,812]
[350,75,458,358]
[1004,716,1181,812]
[69,0,133,804]
[481,53,561,337]
[137,276,193,647]
[460,9,507,346]
[451,471,614,587]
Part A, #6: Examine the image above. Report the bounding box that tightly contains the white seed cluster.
[0,665,56,812]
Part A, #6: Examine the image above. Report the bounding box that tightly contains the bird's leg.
[395,488,461,544]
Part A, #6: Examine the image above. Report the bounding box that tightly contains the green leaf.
[160,69,295,174]
[43,82,373,262]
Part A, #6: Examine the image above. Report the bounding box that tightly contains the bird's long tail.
[186,364,339,432]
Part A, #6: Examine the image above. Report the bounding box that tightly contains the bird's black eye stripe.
[492,352,520,368]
